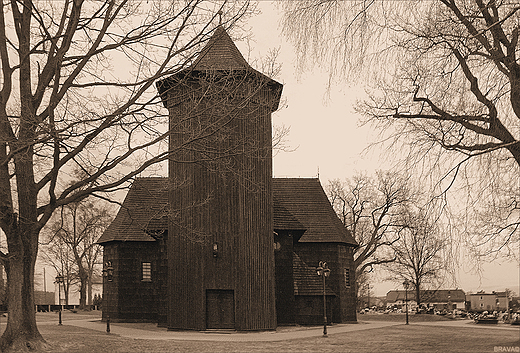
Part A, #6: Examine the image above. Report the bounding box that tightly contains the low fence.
[35,304,101,312]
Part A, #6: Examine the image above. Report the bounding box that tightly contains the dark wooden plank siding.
[102,244,119,322]
[337,244,357,321]
[167,78,277,331]
[294,242,357,323]
[156,236,168,326]
[274,231,296,324]
[103,242,160,323]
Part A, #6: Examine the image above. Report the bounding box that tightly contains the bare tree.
[327,171,411,296]
[41,197,111,310]
[282,1,520,261]
[40,235,75,306]
[386,207,447,307]
[0,1,259,350]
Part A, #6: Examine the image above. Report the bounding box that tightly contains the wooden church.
[97,26,357,331]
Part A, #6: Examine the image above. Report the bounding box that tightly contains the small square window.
[142,262,152,282]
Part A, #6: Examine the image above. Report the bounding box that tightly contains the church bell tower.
[157,25,283,331]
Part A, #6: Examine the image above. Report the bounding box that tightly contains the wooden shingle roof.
[97,177,169,244]
[99,177,356,246]
[156,25,283,110]
[273,178,357,246]
[191,25,250,71]
[273,201,306,232]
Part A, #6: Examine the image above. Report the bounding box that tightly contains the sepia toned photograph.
[0,1,519,352]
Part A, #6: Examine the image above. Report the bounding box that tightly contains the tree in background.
[0,1,259,350]
[327,171,412,297]
[40,235,75,306]
[41,196,111,309]
[282,1,520,262]
[386,207,447,307]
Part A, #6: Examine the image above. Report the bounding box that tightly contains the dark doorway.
[206,289,235,329]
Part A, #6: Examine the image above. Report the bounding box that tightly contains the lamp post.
[102,261,114,334]
[448,294,453,318]
[403,279,410,325]
[316,261,330,337]
[55,275,64,325]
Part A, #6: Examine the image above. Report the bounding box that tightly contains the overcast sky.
[35,2,519,298]
[243,2,520,297]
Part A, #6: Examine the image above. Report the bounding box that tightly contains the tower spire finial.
[217,10,223,25]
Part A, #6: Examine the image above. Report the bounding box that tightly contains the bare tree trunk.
[78,267,88,310]
[415,283,421,308]
[87,273,92,307]
[64,282,70,306]
[0,231,47,352]
[0,148,47,351]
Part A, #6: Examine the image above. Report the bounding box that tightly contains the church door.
[206,289,235,329]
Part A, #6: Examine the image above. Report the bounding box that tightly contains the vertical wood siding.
[103,242,161,323]
[294,242,358,323]
[167,73,279,330]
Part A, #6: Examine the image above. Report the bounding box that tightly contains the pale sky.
[243,4,384,183]
[244,2,520,297]
[35,2,520,298]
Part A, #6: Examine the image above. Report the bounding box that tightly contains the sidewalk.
[38,312,520,342]
[50,319,401,342]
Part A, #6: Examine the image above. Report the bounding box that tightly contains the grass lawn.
[36,322,519,353]
[24,311,520,353]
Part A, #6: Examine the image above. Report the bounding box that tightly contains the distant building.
[34,291,54,306]
[34,291,55,312]
[510,297,520,312]
[386,289,466,310]
[467,291,510,312]
[385,291,417,311]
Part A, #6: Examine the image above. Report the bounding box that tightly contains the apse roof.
[273,178,357,246]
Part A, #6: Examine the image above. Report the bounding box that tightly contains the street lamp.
[448,293,453,318]
[403,279,410,325]
[316,261,330,337]
[55,275,64,325]
[102,261,114,334]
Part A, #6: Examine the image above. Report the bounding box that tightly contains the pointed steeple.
[191,25,250,71]
[156,25,283,111]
